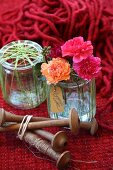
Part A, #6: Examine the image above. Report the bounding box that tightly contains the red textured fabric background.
[0,0,113,170]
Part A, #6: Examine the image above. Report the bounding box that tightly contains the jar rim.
[57,79,91,88]
[0,40,44,70]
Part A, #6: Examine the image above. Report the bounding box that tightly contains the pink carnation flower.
[73,56,101,80]
[61,37,93,63]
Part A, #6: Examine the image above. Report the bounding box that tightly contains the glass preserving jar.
[0,40,47,109]
[47,77,96,122]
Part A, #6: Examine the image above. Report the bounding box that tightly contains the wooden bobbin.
[0,108,51,126]
[80,118,98,135]
[0,108,79,135]
[0,108,68,152]
[72,108,98,135]
[35,130,68,152]
[24,132,71,170]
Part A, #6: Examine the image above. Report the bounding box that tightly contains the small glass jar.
[47,77,96,122]
[0,40,47,109]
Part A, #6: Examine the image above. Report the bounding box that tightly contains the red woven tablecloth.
[0,0,113,170]
[0,88,113,170]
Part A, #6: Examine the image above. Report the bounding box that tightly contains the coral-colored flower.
[73,56,101,80]
[41,58,70,84]
[61,37,93,63]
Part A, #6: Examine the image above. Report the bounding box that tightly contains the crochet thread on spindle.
[0,0,113,125]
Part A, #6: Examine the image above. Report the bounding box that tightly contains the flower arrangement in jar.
[41,37,101,122]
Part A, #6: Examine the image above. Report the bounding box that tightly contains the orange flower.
[41,58,70,84]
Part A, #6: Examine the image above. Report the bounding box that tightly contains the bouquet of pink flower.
[41,36,101,84]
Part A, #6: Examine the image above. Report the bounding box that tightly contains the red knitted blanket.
[0,0,113,169]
